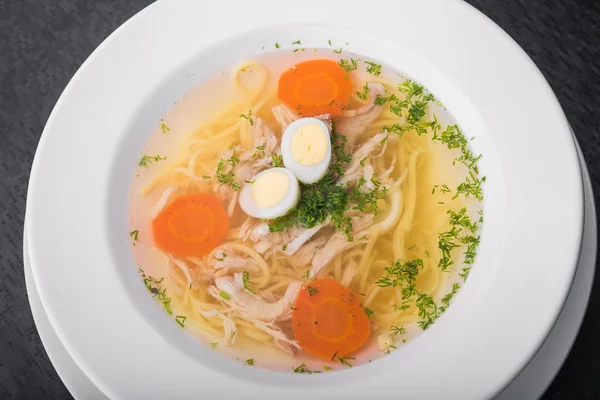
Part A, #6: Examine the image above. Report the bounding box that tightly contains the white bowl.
[26,0,583,398]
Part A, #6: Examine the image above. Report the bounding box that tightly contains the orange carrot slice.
[277,59,353,117]
[292,278,370,361]
[152,193,229,257]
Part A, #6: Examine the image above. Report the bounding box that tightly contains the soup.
[129,48,484,372]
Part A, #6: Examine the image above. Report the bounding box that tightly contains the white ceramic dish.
[23,133,596,400]
[26,0,583,398]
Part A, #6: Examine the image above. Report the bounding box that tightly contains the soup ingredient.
[212,273,302,322]
[292,278,370,360]
[277,59,353,117]
[271,103,332,132]
[138,154,167,168]
[336,82,385,146]
[281,118,332,184]
[152,193,229,257]
[239,168,300,219]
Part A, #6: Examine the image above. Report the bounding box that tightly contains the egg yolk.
[290,124,328,166]
[251,170,290,208]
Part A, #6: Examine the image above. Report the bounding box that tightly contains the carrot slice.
[292,278,370,360]
[152,193,229,257]
[277,59,353,117]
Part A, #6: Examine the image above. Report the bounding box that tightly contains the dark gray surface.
[0,0,598,398]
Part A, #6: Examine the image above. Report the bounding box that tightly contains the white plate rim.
[26,0,584,398]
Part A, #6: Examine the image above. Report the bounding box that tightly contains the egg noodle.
[137,60,473,356]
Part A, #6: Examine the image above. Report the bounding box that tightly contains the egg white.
[238,168,300,219]
[281,118,332,184]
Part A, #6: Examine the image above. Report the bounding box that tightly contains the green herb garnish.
[440,282,461,313]
[356,83,370,101]
[338,58,359,72]
[293,363,317,374]
[138,154,167,168]
[337,356,355,367]
[175,315,187,327]
[216,158,241,191]
[365,61,382,76]
[242,271,256,294]
[160,122,170,134]
[240,110,254,126]
[272,153,284,167]
[219,291,231,301]
[390,325,406,338]
[129,229,139,241]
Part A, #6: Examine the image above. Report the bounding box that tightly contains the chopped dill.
[374,93,398,105]
[337,356,355,367]
[362,305,374,318]
[138,154,167,168]
[390,325,406,338]
[440,282,461,313]
[219,291,231,301]
[129,229,139,241]
[244,179,255,184]
[307,286,319,296]
[240,110,254,126]
[139,270,172,315]
[202,175,211,179]
[216,158,241,191]
[338,58,359,72]
[245,359,255,366]
[275,42,280,48]
[294,363,318,374]
[253,145,266,159]
[365,61,382,76]
[242,271,256,294]
[460,267,472,281]
[272,153,284,167]
[175,315,187,327]
[356,83,370,100]
[323,365,332,371]
[454,173,486,201]
[333,47,343,54]
[210,342,218,349]
[292,40,301,45]
[160,122,170,134]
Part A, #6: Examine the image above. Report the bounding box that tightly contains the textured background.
[0,0,599,398]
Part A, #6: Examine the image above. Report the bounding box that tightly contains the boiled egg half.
[239,167,300,219]
[281,117,331,184]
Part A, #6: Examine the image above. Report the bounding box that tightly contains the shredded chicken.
[213,274,301,322]
[291,236,328,268]
[340,132,395,188]
[340,258,358,287]
[271,104,332,132]
[309,214,374,278]
[284,218,330,256]
[198,310,237,345]
[252,320,301,355]
[210,245,261,273]
[334,83,385,146]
